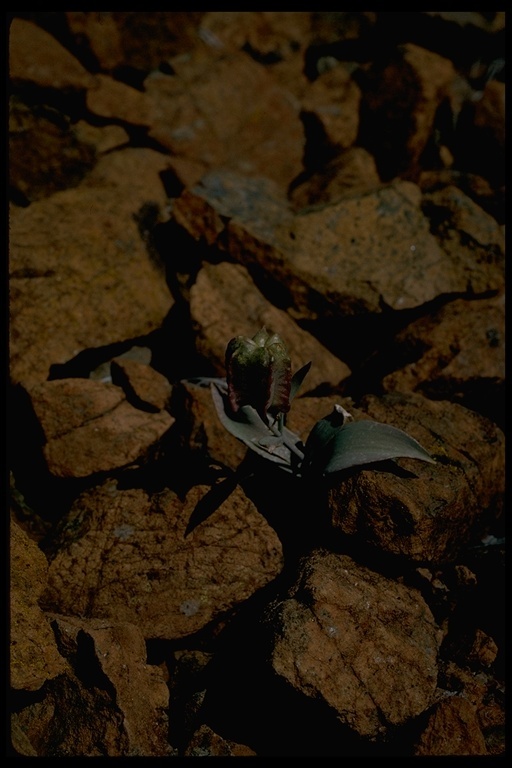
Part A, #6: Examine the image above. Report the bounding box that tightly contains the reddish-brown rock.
[9,148,174,388]
[12,615,175,757]
[52,616,173,756]
[358,43,456,180]
[9,98,96,203]
[301,62,361,150]
[381,292,505,425]
[144,48,304,193]
[184,725,257,757]
[414,696,488,756]
[265,549,442,739]
[290,147,382,210]
[86,74,152,126]
[172,171,501,323]
[9,17,95,90]
[28,378,174,478]
[422,185,505,295]
[42,481,283,639]
[66,11,204,73]
[110,358,172,413]
[328,392,505,562]
[177,380,247,473]
[10,519,68,691]
[8,11,506,758]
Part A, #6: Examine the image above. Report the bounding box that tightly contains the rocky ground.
[8,12,505,757]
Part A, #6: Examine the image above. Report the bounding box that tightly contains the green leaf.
[211,383,293,469]
[322,420,436,474]
[301,404,352,473]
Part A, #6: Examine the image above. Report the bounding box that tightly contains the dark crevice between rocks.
[8,383,92,537]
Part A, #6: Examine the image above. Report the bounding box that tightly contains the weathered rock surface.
[9,17,95,91]
[28,378,174,478]
[10,519,68,691]
[264,549,442,740]
[143,48,305,193]
[327,392,505,562]
[176,380,248,473]
[289,146,382,210]
[12,615,174,757]
[171,170,503,326]
[110,357,173,413]
[42,481,283,639]
[9,149,174,388]
[8,11,505,758]
[357,43,456,181]
[184,725,257,757]
[413,696,488,756]
[381,292,505,426]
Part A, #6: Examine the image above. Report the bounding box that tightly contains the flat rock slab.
[28,378,174,478]
[171,170,504,322]
[42,481,284,640]
[264,549,442,740]
[9,148,174,388]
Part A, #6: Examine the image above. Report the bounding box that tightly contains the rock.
[51,616,173,756]
[264,549,441,740]
[72,121,130,155]
[66,11,204,73]
[9,17,96,90]
[10,519,68,691]
[168,649,212,751]
[381,292,505,427]
[455,79,505,186]
[12,615,175,757]
[289,146,382,210]
[301,62,361,151]
[28,378,174,478]
[421,185,505,295]
[199,11,313,98]
[144,48,304,193]
[177,380,247,472]
[86,74,152,126]
[413,696,488,756]
[418,168,504,224]
[9,148,174,388]
[8,11,506,757]
[172,170,498,322]
[42,481,283,639]
[328,392,505,562]
[9,97,96,203]
[189,261,351,390]
[473,80,505,150]
[445,628,499,670]
[110,358,172,413]
[184,725,257,757]
[358,43,456,180]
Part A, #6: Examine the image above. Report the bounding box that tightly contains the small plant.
[210,328,435,477]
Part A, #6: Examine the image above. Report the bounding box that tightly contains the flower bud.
[225,327,291,421]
